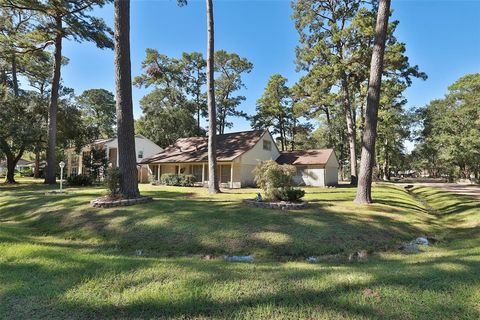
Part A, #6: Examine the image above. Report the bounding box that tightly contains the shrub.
[273,187,306,202]
[254,160,305,202]
[160,173,196,186]
[67,174,93,186]
[20,167,34,177]
[104,167,121,197]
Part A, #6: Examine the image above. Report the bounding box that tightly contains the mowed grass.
[0,179,479,319]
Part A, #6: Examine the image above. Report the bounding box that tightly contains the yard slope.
[0,181,479,319]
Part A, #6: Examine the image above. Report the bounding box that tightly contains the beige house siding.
[240,164,257,187]
[237,131,280,186]
[293,165,325,187]
[324,152,339,186]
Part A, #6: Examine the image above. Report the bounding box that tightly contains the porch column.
[202,163,205,185]
[106,146,110,161]
[230,163,234,188]
[178,165,181,174]
[78,152,83,175]
[157,165,161,182]
[66,151,71,177]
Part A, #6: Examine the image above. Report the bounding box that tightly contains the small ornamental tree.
[254,160,305,202]
[82,147,109,181]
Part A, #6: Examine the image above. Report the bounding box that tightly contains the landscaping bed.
[90,195,152,208]
[242,199,307,210]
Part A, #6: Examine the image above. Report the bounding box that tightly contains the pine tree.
[355,0,391,204]
[114,0,139,198]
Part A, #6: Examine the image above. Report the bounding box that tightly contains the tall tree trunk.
[355,0,391,204]
[341,76,358,185]
[382,138,389,181]
[114,0,140,198]
[34,151,40,179]
[45,16,63,184]
[206,0,219,193]
[279,121,285,151]
[325,107,334,147]
[291,117,296,151]
[11,55,19,97]
[359,100,366,136]
[197,105,201,135]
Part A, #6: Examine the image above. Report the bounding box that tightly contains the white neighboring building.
[0,159,34,174]
[66,134,163,182]
[276,149,339,187]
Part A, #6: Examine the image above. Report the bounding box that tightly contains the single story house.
[140,129,339,188]
[66,134,163,182]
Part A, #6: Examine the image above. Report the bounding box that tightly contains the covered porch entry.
[148,162,241,188]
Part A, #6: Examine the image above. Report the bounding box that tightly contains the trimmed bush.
[104,167,121,197]
[254,160,305,202]
[160,173,196,187]
[66,175,93,186]
[273,187,306,202]
[20,168,34,177]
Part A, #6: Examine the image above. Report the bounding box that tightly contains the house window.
[138,150,144,159]
[220,165,231,183]
[192,165,203,182]
[263,140,272,151]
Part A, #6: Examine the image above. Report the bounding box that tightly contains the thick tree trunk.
[341,76,358,185]
[4,148,25,184]
[5,158,16,184]
[114,0,140,198]
[45,16,63,185]
[206,0,219,193]
[355,0,391,204]
[34,151,40,179]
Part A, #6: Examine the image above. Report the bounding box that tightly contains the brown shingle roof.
[276,149,334,165]
[140,129,267,164]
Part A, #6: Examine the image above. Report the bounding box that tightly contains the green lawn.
[0,180,479,319]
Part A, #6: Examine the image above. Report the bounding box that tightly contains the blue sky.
[61,0,480,137]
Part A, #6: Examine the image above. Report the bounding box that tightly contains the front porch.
[147,162,242,188]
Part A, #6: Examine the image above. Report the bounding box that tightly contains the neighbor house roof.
[91,134,148,146]
[276,149,335,166]
[140,129,267,164]
[0,159,34,167]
